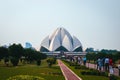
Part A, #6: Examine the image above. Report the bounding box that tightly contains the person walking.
[109,58,114,80]
[104,56,109,71]
[83,56,87,66]
[97,58,102,71]
[78,56,81,64]
[109,58,113,68]
[118,60,120,76]
[101,57,105,71]
[109,58,113,74]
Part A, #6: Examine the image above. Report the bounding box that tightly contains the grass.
[0,60,65,80]
[63,60,120,80]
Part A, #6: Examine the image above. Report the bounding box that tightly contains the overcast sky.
[0,0,120,51]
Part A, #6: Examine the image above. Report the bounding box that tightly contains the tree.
[23,48,36,63]
[116,52,120,60]
[23,48,47,65]
[35,52,47,66]
[0,47,8,60]
[41,53,47,60]
[9,44,24,66]
[86,52,96,61]
[0,47,9,66]
[35,52,42,66]
[96,52,106,59]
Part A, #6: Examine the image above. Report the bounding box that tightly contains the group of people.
[97,57,114,74]
[69,56,87,66]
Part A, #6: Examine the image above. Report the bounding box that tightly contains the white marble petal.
[62,35,73,51]
[72,36,82,51]
[40,35,49,49]
[49,35,61,51]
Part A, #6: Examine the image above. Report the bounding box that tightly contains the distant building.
[40,27,86,57]
[25,42,32,49]
[2,45,9,48]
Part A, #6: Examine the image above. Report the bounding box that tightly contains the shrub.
[4,57,9,66]
[109,75,118,80]
[74,65,88,69]
[7,75,44,80]
[81,70,108,77]
[46,57,56,67]
[69,62,80,66]
[36,60,41,66]
[81,71,87,75]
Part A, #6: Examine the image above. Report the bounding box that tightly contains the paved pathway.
[86,63,119,76]
[58,60,82,80]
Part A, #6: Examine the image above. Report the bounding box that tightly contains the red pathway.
[58,60,82,80]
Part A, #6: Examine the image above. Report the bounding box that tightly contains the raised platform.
[42,51,86,57]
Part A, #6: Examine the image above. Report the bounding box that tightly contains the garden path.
[58,60,82,80]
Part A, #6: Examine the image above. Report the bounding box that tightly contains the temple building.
[40,27,86,57]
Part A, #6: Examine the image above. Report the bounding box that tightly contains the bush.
[36,60,41,66]
[109,75,118,80]
[69,62,80,66]
[81,70,108,77]
[75,65,88,69]
[4,57,9,66]
[62,60,70,64]
[7,75,44,80]
[81,71,87,75]
[46,57,56,67]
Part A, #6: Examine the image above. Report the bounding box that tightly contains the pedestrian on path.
[78,56,82,65]
[105,56,109,71]
[108,58,114,80]
[101,57,105,71]
[83,56,87,66]
[97,58,102,71]
[109,58,113,69]
[118,60,120,76]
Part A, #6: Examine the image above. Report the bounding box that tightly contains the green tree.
[41,53,47,60]
[96,52,106,59]
[23,48,36,63]
[9,44,24,66]
[35,52,42,66]
[116,52,120,60]
[0,47,8,60]
[23,49,47,65]
[0,47,9,66]
[86,52,97,61]
[35,52,47,66]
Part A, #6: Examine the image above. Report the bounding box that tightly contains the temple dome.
[40,27,83,52]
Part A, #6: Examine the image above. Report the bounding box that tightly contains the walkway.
[58,60,82,80]
[86,63,119,76]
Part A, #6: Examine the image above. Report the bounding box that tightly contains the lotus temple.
[40,27,86,57]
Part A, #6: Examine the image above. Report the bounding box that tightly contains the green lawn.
[63,60,120,80]
[0,60,65,80]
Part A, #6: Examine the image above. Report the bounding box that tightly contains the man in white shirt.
[104,57,109,71]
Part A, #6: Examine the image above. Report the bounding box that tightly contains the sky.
[0,0,120,51]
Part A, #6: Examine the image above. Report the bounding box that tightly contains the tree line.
[86,52,120,63]
[0,44,47,66]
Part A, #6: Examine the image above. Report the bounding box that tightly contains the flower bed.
[7,75,44,80]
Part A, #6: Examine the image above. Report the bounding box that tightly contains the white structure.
[40,27,86,56]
